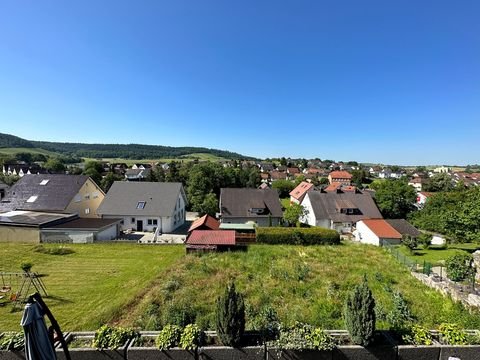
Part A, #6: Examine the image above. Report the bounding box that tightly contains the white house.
[300,190,383,233]
[97,182,187,233]
[354,219,402,246]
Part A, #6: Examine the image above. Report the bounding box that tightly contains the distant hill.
[0,133,255,160]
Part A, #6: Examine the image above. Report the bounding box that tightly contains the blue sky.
[0,1,478,165]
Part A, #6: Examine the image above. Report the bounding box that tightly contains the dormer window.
[136,201,146,209]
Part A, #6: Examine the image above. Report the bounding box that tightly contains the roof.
[289,181,314,201]
[324,183,357,193]
[186,230,236,245]
[220,188,283,219]
[0,210,77,227]
[0,174,91,213]
[361,219,402,239]
[306,190,382,223]
[97,181,186,217]
[269,171,287,180]
[329,171,352,179]
[385,219,421,237]
[188,214,220,232]
[43,218,121,231]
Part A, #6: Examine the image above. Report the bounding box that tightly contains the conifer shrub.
[343,277,376,347]
[215,282,245,347]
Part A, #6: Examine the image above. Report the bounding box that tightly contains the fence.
[382,240,434,276]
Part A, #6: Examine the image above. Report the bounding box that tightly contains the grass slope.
[117,242,480,330]
[0,147,59,157]
[0,243,184,331]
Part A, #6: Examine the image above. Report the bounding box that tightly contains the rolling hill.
[0,132,255,160]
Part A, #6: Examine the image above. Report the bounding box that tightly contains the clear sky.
[0,1,478,165]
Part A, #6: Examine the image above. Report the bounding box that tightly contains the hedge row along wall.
[256,227,340,245]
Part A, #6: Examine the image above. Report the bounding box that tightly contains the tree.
[279,157,287,166]
[83,161,104,185]
[215,282,245,347]
[373,179,417,219]
[344,277,376,347]
[198,192,218,217]
[44,157,66,173]
[283,202,308,227]
[402,234,417,254]
[0,173,20,186]
[351,169,369,188]
[101,172,123,193]
[294,174,306,186]
[272,180,295,198]
[423,173,454,192]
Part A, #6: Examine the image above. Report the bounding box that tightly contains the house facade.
[354,219,402,246]
[301,190,383,233]
[97,182,187,233]
[328,171,352,185]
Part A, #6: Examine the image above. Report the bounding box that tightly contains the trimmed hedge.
[256,227,340,245]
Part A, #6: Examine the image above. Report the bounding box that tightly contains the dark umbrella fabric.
[20,302,57,360]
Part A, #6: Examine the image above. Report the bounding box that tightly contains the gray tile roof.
[44,217,121,231]
[0,174,90,213]
[97,181,185,217]
[307,190,382,223]
[220,188,283,219]
[0,210,77,227]
[386,219,421,237]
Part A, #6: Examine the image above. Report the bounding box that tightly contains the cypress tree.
[344,276,376,346]
[215,282,245,347]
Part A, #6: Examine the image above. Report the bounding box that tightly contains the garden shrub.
[386,291,413,330]
[343,277,376,346]
[162,302,196,327]
[438,323,468,345]
[445,253,475,282]
[402,324,433,345]
[33,245,75,255]
[272,322,335,350]
[155,324,182,350]
[256,227,340,245]
[215,282,245,347]
[93,325,139,349]
[179,324,203,350]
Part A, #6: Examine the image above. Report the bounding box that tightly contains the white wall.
[96,225,118,241]
[300,193,317,226]
[355,221,381,246]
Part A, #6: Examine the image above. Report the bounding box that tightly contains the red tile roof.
[186,230,236,245]
[188,214,220,232]
[362,219,402,239]
[329,171,352,179]
[324,182,342,192]
[289,181,314,200]
[287,167,300,174]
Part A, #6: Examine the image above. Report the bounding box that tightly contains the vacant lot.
[1,242,479,332]
[117,242,480,330]
[0,243,184,331]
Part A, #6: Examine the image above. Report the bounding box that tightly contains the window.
[153,219,158,226]
[93,191,99,199]
[136,201,146,209]
[84,194,90,200]
[131,217,135,223]
[85,208,90,215]
[26,195,38,203]
[120,220,124,225]
[147,219,153,225]
[39,179,49,185]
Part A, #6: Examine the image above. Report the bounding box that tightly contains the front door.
[137,220,143,232]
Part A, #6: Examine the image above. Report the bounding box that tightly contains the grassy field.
[83,153,228,165]
[396,243,480,265]
[0,243,184,331]
[2,242,479,333]
[117,242,480,331]
[0,147,59,157]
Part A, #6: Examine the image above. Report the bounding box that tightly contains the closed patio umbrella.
[21,300,57,360]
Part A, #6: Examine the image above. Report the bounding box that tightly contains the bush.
[33,245,75,255]
[179,324,203,350]
[215,282,245,347]
[93,325,139,349]
[402,324,433,345]
[272,322,335,350]
[445,253,475,282]
[20,262,33,273]
[438,323,468,345]
[418,233,432,249]
[386,291,413,330]
[0,332,24,351]
[162,302,196,327]
[343,277,376,347]
[402,235,417,253]
[155,325,182,350]
[256,227,340,245]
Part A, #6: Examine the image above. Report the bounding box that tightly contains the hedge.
[256,227,340,245]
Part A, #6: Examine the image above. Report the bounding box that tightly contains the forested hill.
[0,133,254,160]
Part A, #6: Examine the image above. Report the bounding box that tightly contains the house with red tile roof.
[185,230,236,253]
[289,181,314,204]
[328,171,352,185]
[323,182,357,193]
[354,219,402,246]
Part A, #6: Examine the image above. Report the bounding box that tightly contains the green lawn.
[396,243,480,265]
[0,243,184,331]
[117,242,480,331]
